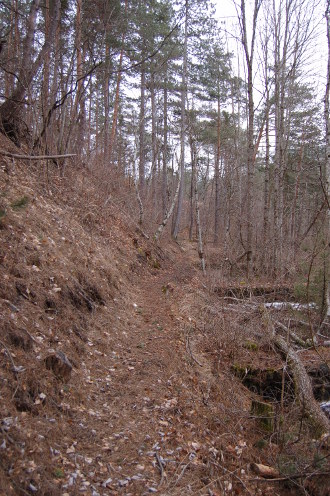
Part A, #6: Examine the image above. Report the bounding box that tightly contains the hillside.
[0,135,329,496]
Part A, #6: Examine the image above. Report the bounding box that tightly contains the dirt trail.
[61,247,218,495]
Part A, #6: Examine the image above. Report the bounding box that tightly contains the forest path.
[72,242,220,495]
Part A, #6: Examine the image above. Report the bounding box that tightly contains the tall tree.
[324,1,330,323]
[237,0,262,277]
[172,0,188,238]
[0,0,60,144]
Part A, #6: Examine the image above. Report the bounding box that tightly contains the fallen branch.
[197,460,253,495]
[249,470,330,483]
[171,461,190,487]
[155,452,166,486]
[275,321,309,348]
[272,331,329,436]
[0,150,76,160]
[0,339,25,374]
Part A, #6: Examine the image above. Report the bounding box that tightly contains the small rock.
[12,365,25,374]
[118,479,129,487]
[102,478,112,488]
[44,351,72,382]
[1,417,14,431]
[131,475,141,481]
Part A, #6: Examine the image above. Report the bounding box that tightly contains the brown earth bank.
[0,136,329,496]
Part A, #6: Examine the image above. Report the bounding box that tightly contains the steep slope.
[0,136,329,496]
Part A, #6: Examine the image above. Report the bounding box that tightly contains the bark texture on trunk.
[323,5,330,325]
[172,0,188,239]
[0,0,60,144]
[214,95,221,244]
[155,169,182,241]
[273,332,329,437]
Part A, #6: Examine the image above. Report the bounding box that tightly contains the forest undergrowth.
[0,134,329,496]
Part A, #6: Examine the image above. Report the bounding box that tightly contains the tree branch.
[0,150,76,160]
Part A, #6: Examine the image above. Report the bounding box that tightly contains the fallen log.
[272,331,329,436]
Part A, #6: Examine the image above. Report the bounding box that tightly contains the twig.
[248,470,330,483]
[198,462,253,496]
[155,452,165,486]
[173,462,190,487]
[0,339,24,395]
[165,454,190,491]
[211,461,253,496]
[275,321,308,348]
[20,327,39,344]
[0,339,17,371]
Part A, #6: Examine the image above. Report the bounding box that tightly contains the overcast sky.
[213,0,328,98]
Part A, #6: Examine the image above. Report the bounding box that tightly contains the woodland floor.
[0,134,329,496]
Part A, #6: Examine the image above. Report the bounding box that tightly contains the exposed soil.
[0,135,329,496]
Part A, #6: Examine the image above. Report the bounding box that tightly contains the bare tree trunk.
[132,135,144,226]
[0,0,60,143]
[239,0,262,277]
[162,72,168,217]
[103,42,110,165]
[290,139,304,260]
[87,78,93,155]
[189,136,195,241]
[155,169,182,241]
[173,0,188,239]
[41,0,50,150]
[260,15,271,273]
[271,0,298,275]
[4,0,16,98]
[194,160,206,275]
[108,0,128,166]
[323,4,330,326]
[74,0,85,157]
[151,72,158,209]
[214,93,221,244]
[139,61,146,192]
